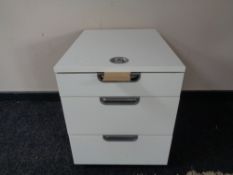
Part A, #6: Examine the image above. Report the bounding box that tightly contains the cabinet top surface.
[54,29,185,73]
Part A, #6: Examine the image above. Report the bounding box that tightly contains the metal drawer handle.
[103,135,138,142]
[100,97,140,105]
[97,72,140,82]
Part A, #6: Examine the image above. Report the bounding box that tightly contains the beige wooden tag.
[103,72,130,82]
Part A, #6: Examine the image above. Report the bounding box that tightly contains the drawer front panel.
[61,97,180,135]
[56,73,184,97]
[69,135,172,165]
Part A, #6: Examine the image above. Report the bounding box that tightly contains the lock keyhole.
[110,57,129,64]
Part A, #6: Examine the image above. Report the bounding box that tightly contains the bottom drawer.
[69,135,172,165]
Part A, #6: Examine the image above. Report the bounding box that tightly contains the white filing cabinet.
[54,29,185,165]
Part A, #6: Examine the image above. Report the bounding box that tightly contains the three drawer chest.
[54,29,185,165]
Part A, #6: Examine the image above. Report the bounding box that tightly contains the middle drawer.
[61,97,180,135]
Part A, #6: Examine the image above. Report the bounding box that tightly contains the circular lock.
[110,57,129,64]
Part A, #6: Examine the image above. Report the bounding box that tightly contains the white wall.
[0,0,233,91]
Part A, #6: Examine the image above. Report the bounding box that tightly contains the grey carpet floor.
[0,92,233,175]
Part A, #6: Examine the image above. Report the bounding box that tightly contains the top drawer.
[56,73,184,97]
